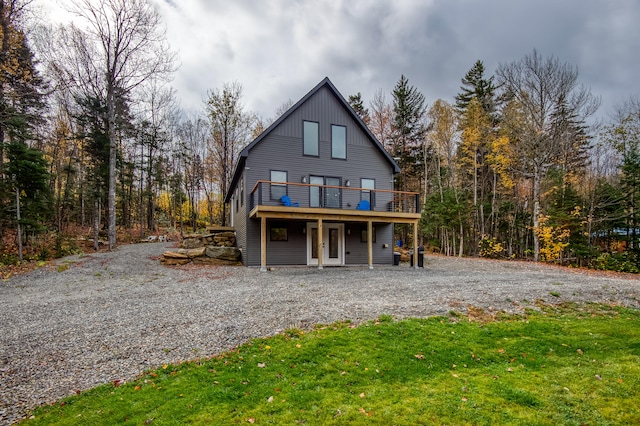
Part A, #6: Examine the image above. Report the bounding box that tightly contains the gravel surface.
[1,242,639,424]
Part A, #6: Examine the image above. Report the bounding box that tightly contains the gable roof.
[224,77,400,203]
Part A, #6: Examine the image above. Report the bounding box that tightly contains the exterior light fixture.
[301,176,307,183]
[345,179,350,187]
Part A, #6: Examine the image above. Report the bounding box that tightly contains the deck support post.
[367,220,373,269]
[317,218,323,269]
[260,216,267,272]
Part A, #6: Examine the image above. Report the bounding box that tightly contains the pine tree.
[348,92,370,125]
[455,60,497,118]
[0,1,48,239]
[391,75,427,193]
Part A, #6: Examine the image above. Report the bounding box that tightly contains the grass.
[25,304,640,425]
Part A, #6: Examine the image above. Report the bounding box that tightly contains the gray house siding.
[344,223,394,265]
[231,170,248,265]
[266,220,307,265]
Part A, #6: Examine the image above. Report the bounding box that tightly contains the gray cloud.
[38,0,640,121]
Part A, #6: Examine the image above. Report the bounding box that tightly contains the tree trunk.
[93,198,100,251]
[16,185,23,263]
[532,163,541,262]
[106,81,117,250]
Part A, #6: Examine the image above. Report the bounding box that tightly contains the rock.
[213,234,236,246]
[181,238,203,249]
[162,251,189,259]
[160,257,191,265]
[205,246,242,261]
[177,247,206,258]
[192,257,241,266]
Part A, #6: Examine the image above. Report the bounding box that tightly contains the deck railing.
[249,180,421,214]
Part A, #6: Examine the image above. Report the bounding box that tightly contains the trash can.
[410,246,425,267]
[393,252,400,266]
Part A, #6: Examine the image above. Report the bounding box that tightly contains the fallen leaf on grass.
[267,396,274,403]
[577,349,583,355]
[359,408,373,417]
[258,363,266,368]
[461,397,468,402]
[595,374,602,381]
[247,418,255,424]
[359,392,365,398]
[414,354,424,359]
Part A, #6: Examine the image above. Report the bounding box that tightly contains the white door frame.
[306,222,344,266]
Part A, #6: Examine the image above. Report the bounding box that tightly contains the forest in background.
[1,0,640,273]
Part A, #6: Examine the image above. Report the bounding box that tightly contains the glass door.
[309,176,323,208]
[324,177,341,208]
[307,223,344,266]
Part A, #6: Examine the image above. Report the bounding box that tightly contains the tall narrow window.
[361,178,375,207]
[240,176,244,206]
[331,125,346,159]
[303,121,319,156]
[270,170,287,200]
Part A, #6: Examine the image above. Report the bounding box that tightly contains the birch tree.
[497,49,598,261]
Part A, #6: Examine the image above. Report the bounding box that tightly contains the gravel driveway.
[1,242,639,424]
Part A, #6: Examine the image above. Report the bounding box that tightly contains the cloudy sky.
[35,0,640,122]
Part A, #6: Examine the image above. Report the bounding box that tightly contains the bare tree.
[369,88,394,151]
[206,82,253,226]
[497,49,599,261]
[67,0,175,249]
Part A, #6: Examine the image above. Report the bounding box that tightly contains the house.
[224,77,421,270]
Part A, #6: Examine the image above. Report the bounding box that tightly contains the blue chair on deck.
[356,200,371,210]
[280,195,299,207]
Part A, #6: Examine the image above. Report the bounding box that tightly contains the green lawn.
[25,304,640,425]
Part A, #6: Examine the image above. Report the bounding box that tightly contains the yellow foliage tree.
[534,214,570,262]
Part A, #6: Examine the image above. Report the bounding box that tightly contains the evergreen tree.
[0,1,48,238]
[5,141,53,234]
[455,60,497,117]
[391,75,427,193]
[348,92,370,125]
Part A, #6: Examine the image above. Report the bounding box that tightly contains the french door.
[309,176,341,208]
[306,223,344,266]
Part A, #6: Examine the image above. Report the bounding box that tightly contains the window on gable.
[331,125,346,159]
[270,170,287,200]
[303,121,319,156]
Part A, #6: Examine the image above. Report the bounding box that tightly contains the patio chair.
[356,200,371,210]
[280,195,299,207]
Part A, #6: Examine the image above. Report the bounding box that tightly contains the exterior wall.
[265,220,307,265]
[344,223,394,265]
[231,170,248,265]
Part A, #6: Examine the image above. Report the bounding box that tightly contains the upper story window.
[270,170,287,200]
[240,176,244,206]
[331,125,346,159]
[303,121,319,156]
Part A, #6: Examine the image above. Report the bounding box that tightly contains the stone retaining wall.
[161,231,242,265]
